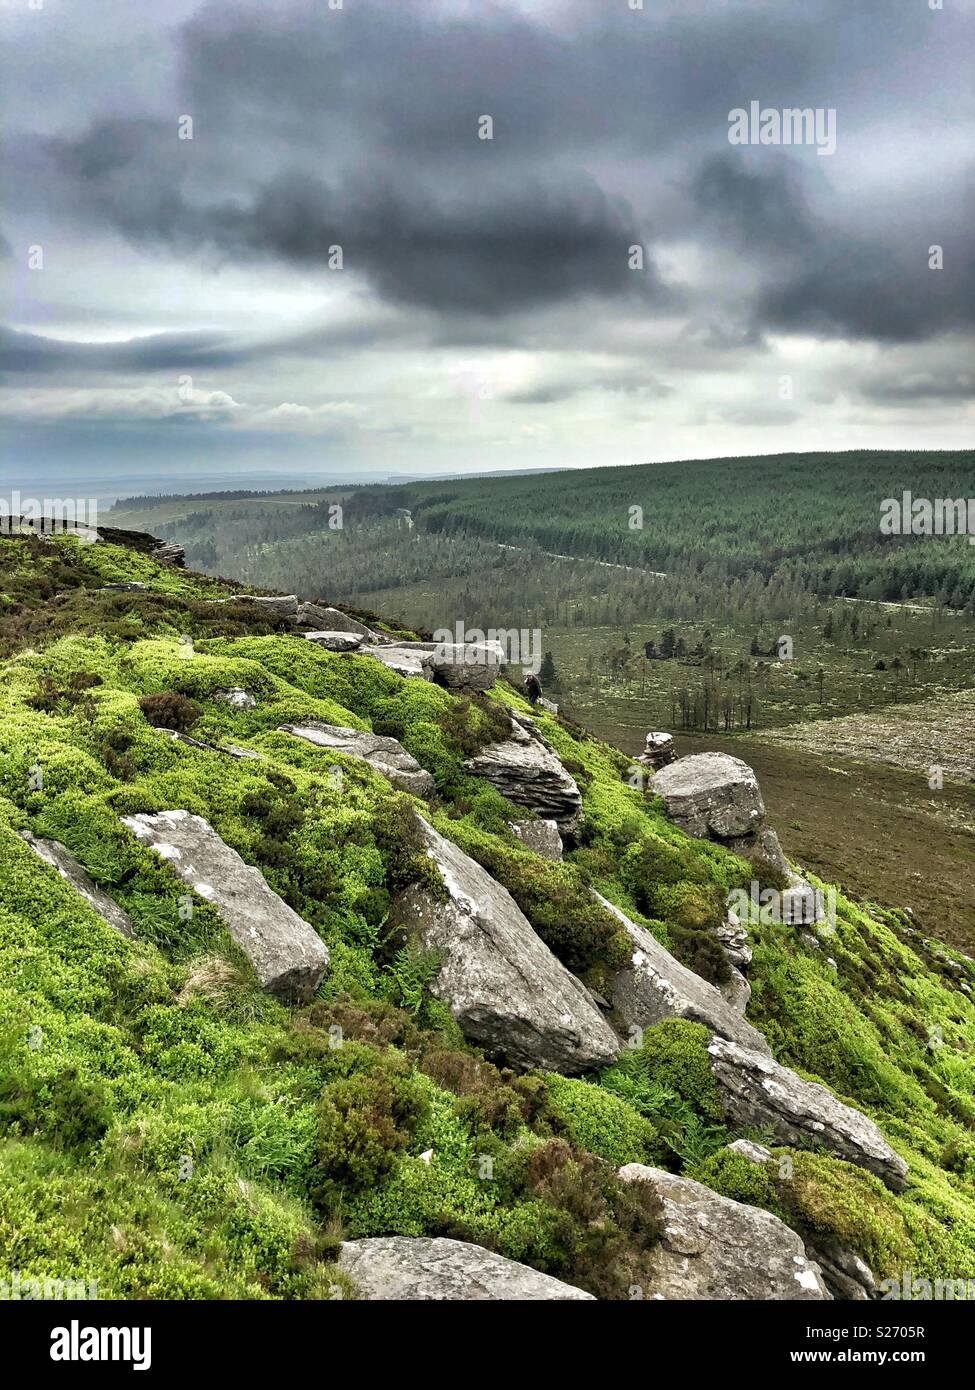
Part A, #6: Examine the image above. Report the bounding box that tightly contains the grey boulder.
[361,646,432,680]
[618,1165,831,1300]
[279,722,435,797]
[303,631,365,652]
[337,1237,593,1301]
[222,594,299,619]
[213,687,257,710]
[650,753,765,840]
[593,892,771,1055]
[464,718,583,835]
[19,831,136,939]
[509,818,563,860]
[297,603,378,639]
[120,810,328,1002]
[706,1036,908,1191]
[392,816,619,1074]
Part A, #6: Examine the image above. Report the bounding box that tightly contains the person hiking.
[523,671,542,706]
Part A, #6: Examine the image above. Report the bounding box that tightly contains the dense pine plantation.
[2,529,975,1299]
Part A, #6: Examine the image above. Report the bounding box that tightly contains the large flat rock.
[337,1237,593,1301]
[19,831,136,939]
[650,753,765,840]
[279,722,435,797]
[120,810,328,1002]
[618,1166,831,1300]
[392,816,620,1074]
[360,646,432,680]
[464,719,583,834]
[593,892,771,1055]
[706,1036,908,1191]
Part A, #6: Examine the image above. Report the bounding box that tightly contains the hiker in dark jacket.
[524,672,542,706]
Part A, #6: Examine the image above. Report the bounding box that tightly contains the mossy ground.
[1,533,974,1298]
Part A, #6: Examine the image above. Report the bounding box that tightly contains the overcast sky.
[1,0,973,494]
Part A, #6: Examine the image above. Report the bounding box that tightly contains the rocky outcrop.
[221,594,299,619]
[724,1140,878,1300]
[213,687,257,710]
[279,722,436,797]
[706,1036,908,1191]
[713,909,752,968]
[296,603,379,639]
[337,1237,593,1301]
[303,631,365,652]
[618,1166,831,1300]
[639,731,678,772]
[391,816,619,1074]
[593,892,772,1055]
[464,717,583,835]
[509,818,563,860]
[19,831,136,939]
[725,824,791,877]
[718,966,752,1016]
[650,753,765,840]
[120,810,328,1003]
[361,646,432,680]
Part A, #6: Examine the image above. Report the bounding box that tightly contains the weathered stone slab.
[509,818,563,860]
[120,810,328,1002]
[19,831,136,939]
[337,1237,593,1301]
[392,816,620,1073]
[302,631,365,651]
[464,719,583,834]
[706,1036,908,1191]
[593,892,771,1055]
[279,722,435,797]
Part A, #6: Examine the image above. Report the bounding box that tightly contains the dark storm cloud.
[0,325,248,373]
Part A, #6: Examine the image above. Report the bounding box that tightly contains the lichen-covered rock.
[508,818,563,860]
[706,1036,908,1191]
[120,810,328,1002]
[650,753,765,839]
[213,687,257,710]
[593,892,771,1055]
[718,965,752,1015]
[302,630,365,651]
[19,831,136,939]
[618,1165,831,1300]
[337,1237,593,1301]
[464,718,583,834]
[714,910,752,968]
[391,816,619,1073]
[279,722,435,797]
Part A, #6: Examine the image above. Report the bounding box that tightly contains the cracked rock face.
[120,810,328,1002]
[337,1237,593,1301]
[619,1165,831,1300]
[593,892,772,1055]
[279,722,435,797]
[19,831,136,939]
[508,818,563,860]
[707,1036,908,1191]
[297,603,382,640]
[391,816,619,1074]
[651,753,766,840]
[464,719,583,835]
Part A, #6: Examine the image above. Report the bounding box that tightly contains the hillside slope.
[1,529,974,1300]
